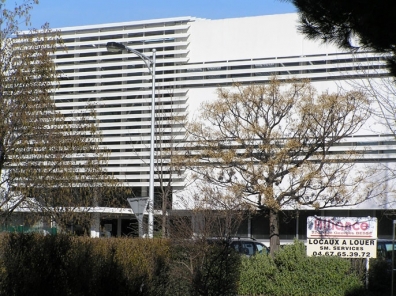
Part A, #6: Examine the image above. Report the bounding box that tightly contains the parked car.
[229,238,270,256]
[207,237,269,256]
[377,239,396,261]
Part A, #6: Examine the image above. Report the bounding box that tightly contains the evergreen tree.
[285,0,396,76]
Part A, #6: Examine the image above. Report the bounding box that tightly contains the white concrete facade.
[50,14,396,237]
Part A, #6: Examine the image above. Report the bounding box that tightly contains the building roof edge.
[42,16,200,32]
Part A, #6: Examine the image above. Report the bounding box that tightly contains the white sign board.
[307,216,377,239]
[307,238,376,258]
[306,216,377,258]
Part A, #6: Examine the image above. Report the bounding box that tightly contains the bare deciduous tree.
[181,77,381,254]
[154,92,188,237]
[167,178,249,296]
[339,54,396,137]
[172,178,253,240]
[338,55,396,210]
[0,1,119,230]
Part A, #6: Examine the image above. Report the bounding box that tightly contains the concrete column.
[90,213,101,238]
[117,217,122,237]
[141,186,148,197]
[248,216,251,238]
[192,213,204,238]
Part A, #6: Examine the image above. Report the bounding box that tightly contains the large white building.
[49,14,396,240]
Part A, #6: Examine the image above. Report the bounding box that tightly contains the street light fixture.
[106,41,156,238]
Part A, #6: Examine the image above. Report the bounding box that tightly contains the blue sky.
[25,0,296,29]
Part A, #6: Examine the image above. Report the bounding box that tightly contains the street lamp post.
[106,42,156,238]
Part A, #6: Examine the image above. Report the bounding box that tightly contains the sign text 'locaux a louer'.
[306,216,377,258]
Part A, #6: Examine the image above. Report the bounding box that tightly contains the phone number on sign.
[311,251,371,258]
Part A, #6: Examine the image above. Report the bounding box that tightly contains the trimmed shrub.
[238,250,278,295]
[367,258,392,296]
[0,234,171,296]
[0,233,239,295]
[192,242,241,296]
[109,237,171,295]
[0,233,72,296]
[238,241,364,296]
[166,239,241,296]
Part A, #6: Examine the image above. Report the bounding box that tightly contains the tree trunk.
[269,208,280,256]
[161,190,168,237]
[0,141,4,176]
[161,208,167,237]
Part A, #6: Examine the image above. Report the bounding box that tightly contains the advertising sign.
[307,238,376,258]
[307,216,377,238]
[306,216,377,258]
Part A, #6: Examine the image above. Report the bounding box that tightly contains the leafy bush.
[0,233,171,296]
[0,233,240,296]
[109,237,171,295]
[367,258,392,296]
[192,242,241,296]
[238,250,278,295]
[238,240,364,296]
[0,233,72,296]
[166,239,241,296]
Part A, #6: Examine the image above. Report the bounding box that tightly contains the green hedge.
[0,234,386,296]
[367,258,392,296]
[0,233,171,296]
[167,240,241,296]
[238,241,364,296]
[0,233,240,296]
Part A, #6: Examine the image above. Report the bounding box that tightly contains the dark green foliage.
[0,233,71,296]
[0,233,240,296]
[238,240,364,296]
[0,233,170,296]
[192,242,241,296]
[6,234,390,296]
[166,240,241,296]
[367,258,392,296]
[165,242,195,296]
[238,249,278,295]
[285,0,396,77]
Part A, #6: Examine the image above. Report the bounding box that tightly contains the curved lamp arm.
[106,42,154,74]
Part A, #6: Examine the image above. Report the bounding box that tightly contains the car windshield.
[254,242,269,254]
[384,243,396,252]
[237,242,254,256]
[378,241,396,260]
